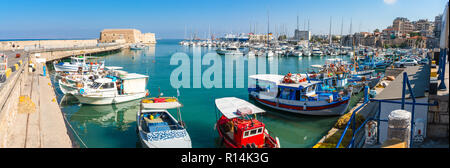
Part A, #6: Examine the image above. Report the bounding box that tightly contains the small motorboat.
[137,97,191,148]
[70,70,148,105]
[215,97,280,148]
[130,43,147,50]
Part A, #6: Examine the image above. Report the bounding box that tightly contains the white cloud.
[383,0,397,5]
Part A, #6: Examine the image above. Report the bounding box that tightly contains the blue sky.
[0,0,447,39]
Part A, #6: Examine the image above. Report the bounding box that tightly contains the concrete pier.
[0,43,128,148]
[0,55,73,147]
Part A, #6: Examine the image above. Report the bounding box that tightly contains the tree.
[374,29,380,33]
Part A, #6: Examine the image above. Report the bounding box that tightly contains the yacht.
[312,48,323,56]
[216,46,242,55]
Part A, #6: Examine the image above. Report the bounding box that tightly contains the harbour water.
[50,39,356,148]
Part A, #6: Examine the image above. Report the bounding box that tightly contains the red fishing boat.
[215,97,280,148]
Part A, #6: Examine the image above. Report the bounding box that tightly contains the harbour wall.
[0,56,26,147]
[31,43,127,62]
[1,39,99,51]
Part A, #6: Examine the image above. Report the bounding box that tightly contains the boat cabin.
[215,97,279,148]
[70,56,86,65]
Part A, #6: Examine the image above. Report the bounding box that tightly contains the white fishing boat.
[137,97,191,148]
[70,71,149,105]
[248,74,352,116]
[53,56,105,72]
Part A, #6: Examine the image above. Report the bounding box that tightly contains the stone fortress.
[99,29,156,44]
[0,29,156,51]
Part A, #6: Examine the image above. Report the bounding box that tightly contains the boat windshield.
[90,82,102,89]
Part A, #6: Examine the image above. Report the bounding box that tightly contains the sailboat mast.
[329,16,332,45]
[267,10,270,46]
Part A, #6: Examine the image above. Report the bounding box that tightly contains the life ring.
[79,88,85,95]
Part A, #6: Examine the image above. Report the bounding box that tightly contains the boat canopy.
[215,97,265,119]
[122,73,149,80]
[94,78,114,84]
[142,98,183,110]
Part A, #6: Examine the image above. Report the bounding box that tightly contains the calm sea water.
[50,39,355,148]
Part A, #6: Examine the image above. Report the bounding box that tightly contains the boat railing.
[335,72,438,148]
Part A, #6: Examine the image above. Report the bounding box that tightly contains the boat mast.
[329,16,332,46]
[267,10,270,47]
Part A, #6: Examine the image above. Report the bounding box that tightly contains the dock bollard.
[364,85,370,103]
[387,109,411,147]
[43,65,46,77]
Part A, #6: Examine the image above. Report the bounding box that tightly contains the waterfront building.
[249,33,274,43]
[99,29,156,44]
[393,17,414,37]
[413,19,434,37]
[294,30,311,41]
[406,36,427,48]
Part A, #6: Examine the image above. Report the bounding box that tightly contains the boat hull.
[54,63,103,72]
[73,92,146,105]
[58,80,78,94]
[249,93,351,116]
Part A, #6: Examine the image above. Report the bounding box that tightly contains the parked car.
[394,59,418,68]
[418,58,429,65]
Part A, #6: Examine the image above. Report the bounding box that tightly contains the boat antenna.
[158,87,163,98]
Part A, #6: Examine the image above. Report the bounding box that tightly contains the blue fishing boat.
[137,97,192,148]
[248,74,352,116]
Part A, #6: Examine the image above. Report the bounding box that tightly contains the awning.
[215,97,265,119]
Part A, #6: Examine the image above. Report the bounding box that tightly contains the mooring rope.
[51,73,88,148]
[61,111,88,148]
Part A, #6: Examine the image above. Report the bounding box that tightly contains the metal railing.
[336,72,437,148]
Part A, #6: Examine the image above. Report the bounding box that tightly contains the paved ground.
[375,64,430,100]
[6,58,73,148]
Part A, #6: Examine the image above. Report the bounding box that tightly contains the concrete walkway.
[6,60,72,148]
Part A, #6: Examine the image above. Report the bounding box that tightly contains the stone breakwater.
[1,39,98,51]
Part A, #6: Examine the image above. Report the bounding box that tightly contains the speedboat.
[215,97,280,148]
[137,97,191,148]
[70,71,149,105]
[248,74,352,116]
